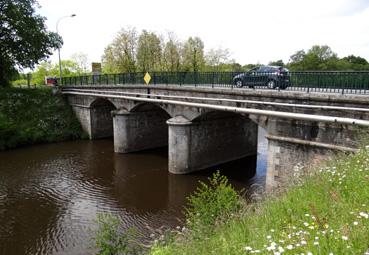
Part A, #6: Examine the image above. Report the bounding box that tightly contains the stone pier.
[167,114,258,174]
[112,109,169,153]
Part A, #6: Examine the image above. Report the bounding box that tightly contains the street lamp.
[56,14,76,85]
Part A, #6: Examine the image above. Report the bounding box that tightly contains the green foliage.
[185,171,242,235]
[182,37,205,72]
[0,87,86,150]
[162,37,181,72]
[137,30,162,72]
[288,45,369,71]
[268,59,285,67]
[151,148,369,255]
[102,28,137,73]
[0,0,61,86]
[94,214,142,255]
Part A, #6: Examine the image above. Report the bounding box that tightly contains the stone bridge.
[62,85,369,189]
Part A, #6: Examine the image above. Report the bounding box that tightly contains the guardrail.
[61,71,369,94]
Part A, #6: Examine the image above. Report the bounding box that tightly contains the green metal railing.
[61,71,369,94]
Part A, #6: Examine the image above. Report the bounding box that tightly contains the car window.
[259,67,268,72]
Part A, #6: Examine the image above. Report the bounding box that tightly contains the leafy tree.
[101,27,137,73]
[182,37,205,72]
[342,55,368,65]
[0,0,61,86]
[268,60,285,67]
[162,33,181,72]
[30,60,79,85]
[288,45,339,71]
[136,30,162,72]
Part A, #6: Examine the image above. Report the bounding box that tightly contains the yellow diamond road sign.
[144,72,151,85]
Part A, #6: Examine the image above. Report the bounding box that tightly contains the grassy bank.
[0,87,86,150]
[150,148,369,255]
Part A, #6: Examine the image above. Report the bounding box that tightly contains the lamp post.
[56,14,76,85]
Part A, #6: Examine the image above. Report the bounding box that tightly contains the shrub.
[94,214,142,255]
[185,171,242,235]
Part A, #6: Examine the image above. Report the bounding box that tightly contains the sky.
[37,0,369,67]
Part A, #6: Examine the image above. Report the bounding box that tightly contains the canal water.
[0,128,267,255]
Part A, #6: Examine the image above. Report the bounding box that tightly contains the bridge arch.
[113,102,171,153]
[167,109,258,174]
[89,98,117,139]
[130,102,172,117]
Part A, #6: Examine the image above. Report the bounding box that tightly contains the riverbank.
[0,87,86,150]
[150,147,369,255]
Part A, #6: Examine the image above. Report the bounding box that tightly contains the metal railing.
[61,71,369,94]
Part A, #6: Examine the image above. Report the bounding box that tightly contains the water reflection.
[0,128,267,254]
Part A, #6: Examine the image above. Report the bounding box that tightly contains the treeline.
[102,28,369,73]
[101,28,238,73]
[16,29,369,86]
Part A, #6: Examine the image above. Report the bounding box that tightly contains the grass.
[150,147,369,255]
[0,87,87,150]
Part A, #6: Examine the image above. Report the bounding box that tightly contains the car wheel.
[267,80,276,89]
[235,79,243,88]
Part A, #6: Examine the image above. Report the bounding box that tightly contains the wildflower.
[267,235,272,239]
[307,252,313,255]
[286,244,293,250]
[313,241,319,245]
[359,212,368,219]
[278,246,284,253]
[271,229,275,232]
[353,221,359,225]
[342,236,349,241]
[303,222,309,227]
[301,240,307,245]
[244,246,253,251]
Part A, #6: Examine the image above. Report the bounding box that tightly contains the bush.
[185,171,242,236]
[94,214,142,255]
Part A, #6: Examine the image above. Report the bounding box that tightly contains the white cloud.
[37,0,369,66]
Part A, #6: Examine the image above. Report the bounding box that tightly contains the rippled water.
[0,128,267,254]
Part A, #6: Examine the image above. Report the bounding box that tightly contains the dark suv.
[233,66,291,89]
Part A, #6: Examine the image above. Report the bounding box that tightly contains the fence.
[61,71,369,94]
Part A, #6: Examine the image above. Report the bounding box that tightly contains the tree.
[342,55,368,65]
[288,46,339,71]
[101,27,137,73]
[0,0,61,86]
[162,33,181,72]
[30,60,79,85]
[71,52,90,74]
[268,60,285,67]
[205,47,232,71]
[136,30,162,72]
[182,37,205,72]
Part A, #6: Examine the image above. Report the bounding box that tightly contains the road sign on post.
[144,72,151,85]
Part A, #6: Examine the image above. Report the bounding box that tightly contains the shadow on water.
[0,128,268,255]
